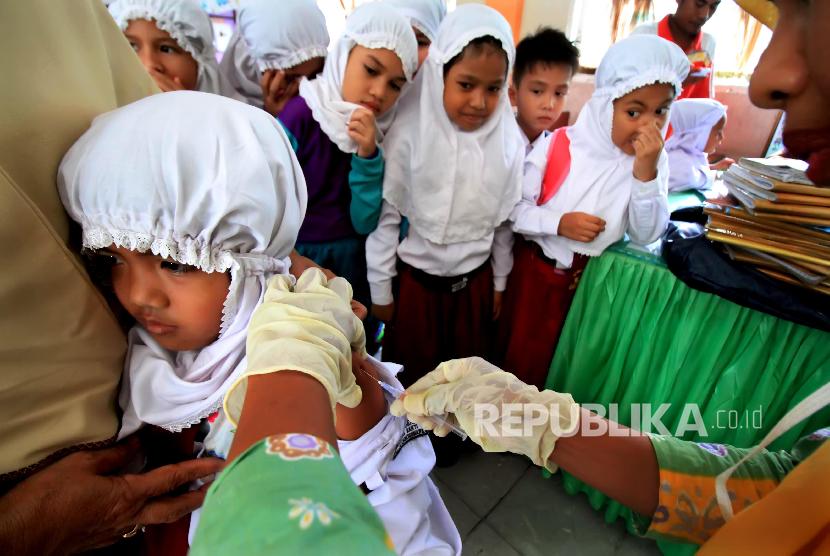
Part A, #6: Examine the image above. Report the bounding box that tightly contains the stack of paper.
[705,157,830,295]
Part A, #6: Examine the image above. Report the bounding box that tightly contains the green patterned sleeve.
[190,434,396,555]
[628,431,829,546]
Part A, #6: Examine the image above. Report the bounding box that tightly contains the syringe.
[359,366,468,440]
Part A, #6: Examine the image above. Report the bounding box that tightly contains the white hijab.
[58,91,307,436]
[298,2,419,153]
[382,4,524,245]
[109,0,242,100]
[666,98,727,192]
[383,0,447,43]
[219,0,330,109]
[526,35,689,264]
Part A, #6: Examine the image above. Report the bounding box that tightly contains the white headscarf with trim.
[58,91,307,436]
[381,4,524,244]
[666,98,727,191]
[298,1,419,153]
[383,0,447,43]
[524,35,688,264]
[219,0,330,109]
[109,0,242,100]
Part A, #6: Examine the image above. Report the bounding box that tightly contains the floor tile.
[431,474,481,540]
[462,522,521,556]
[614,535,668,556]
[434,450,530,518]
[485,468,662,556]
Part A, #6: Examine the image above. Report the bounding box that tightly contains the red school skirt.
[494,236,588,389]
[383,261,493,387]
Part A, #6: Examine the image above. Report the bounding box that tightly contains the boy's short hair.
[513,27,580,86]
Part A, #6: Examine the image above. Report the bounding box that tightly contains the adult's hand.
[0,437,223,555]
[391,357,578,469]
[225,268,366,426]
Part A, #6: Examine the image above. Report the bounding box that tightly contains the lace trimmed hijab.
[58,91,306,436]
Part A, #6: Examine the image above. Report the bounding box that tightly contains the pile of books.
[704,157,830,295]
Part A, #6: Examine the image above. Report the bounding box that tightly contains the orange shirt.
[657,15,714,99]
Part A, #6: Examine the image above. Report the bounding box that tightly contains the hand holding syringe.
[359,366,468,440]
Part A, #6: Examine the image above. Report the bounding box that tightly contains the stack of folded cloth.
[705,156,830,295]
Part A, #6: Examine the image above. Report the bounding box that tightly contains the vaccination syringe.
[367,373,468,441]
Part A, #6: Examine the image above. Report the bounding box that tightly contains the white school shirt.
[509,133,669,268]
[366,201,513,306]
[522,129,551,157]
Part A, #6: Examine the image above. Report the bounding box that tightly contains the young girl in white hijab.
[366,5,524,464]
[384,0,447,69]
[58,91,459,555]
[498,35,687,388]
[219,0,330,116]
[281,2,418,342]
[666,98,729,192]
[109,0,241,99]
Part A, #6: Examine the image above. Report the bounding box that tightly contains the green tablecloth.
[544,242,830,555]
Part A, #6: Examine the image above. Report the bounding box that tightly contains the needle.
[358,365,468,441]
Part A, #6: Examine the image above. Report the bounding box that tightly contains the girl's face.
[125,18,199,90]
[704,115,726,154]
[443,45,508,132]
[611,83,674,155]
[94,246,230,352]
[341,46,407,117]
[414,27,430,69]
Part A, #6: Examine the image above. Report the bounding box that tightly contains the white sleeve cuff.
[631,175,662,199]
[493,275,508,292]
[370,280,394,306]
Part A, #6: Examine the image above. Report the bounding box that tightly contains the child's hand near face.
[632,121,664,182]
[261,70,300,118]
[149,69,187,93]
[347,108,378,158]
[558,212,606,243]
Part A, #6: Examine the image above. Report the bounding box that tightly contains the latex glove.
[390,357,578,471]
[224,268,366,425]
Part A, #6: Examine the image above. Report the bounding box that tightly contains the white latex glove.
[224,268,366,425]
[390,357,578,471]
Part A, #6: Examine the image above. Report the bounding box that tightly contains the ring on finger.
[122,524,145,539]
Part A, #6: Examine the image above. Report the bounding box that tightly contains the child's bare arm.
[228,371,338,461]
[289,250,336,279]
[334,355,387,441]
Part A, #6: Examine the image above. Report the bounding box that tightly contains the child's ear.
[508,83,517,107]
